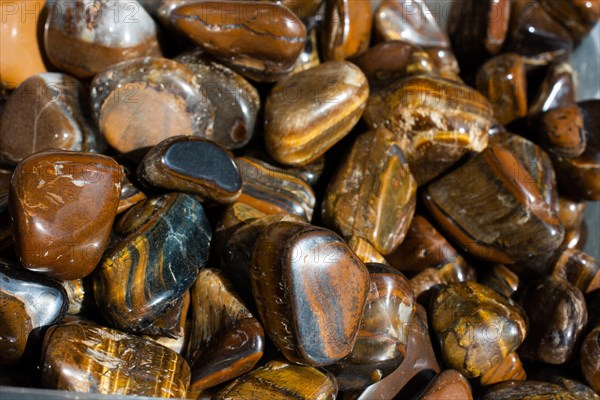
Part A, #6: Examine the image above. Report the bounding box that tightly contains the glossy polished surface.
[236,157,316,221]
[171,1,306,82]
[214,360,338,400]
[90,57,215,154]
[581,326,600,392]
[321,0,372,61]
[414,370,472,400]
[364,75,492,185]
[539,105,587,158]
[186,269,263,391]
[117,176,146,215]
[265,61,369,166]
[42,319,190,397]
[323,128,417,255]
[480,352,527,386]
[138,136,242,204]
[327,264,415,391]
[519,276,588,364]
[480,381,578,400]
[548,248,600,293]
[94,193,211,333]
[538,0,600,42]
[0,260,68,365]
[430,282,527,378]
[480,264,520,299]
[423,146,564,264]
[251,221,370,366]
[175,50,260,149]
[0,74,100,163]
[529,62,578,115]
[347,236,388,265]
[44,0,161,79]
[10,150,123,280]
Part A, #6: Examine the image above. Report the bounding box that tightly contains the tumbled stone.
[0,74,102,163]
[347,237,388,265]
[364,75,493,185]
[117,176,146,214]
[415,370,473,400]
[476,54,527,125]
[538,0,600,43]
[94,193,211,333]
[480,381,578,400]
[327,263,415,391]
[0,260,68,365]
[581,326,600,393]
[10,150,123,280]
[539,105,587,158]
[480,352,527,386]
[430,282,527,378]
[529,62,578,115]
[139,291,190,338]
[214,360,337,400]
[480,264,520,299]
[410,263,477,305]
[251,221,370,366]
[138,136,242,204]
[519,276,587,364]
[423,146,564,264]
[264,61,368,166]
[42,319,190,397]
[323,128,417,255]
[60,279,90,315]
[45,0,161,79]
[321,0,372,61]
[548,248,600,293]
[90,57,215,154]
[171,1,306,82]
[236,157,316,220]
[175,50,260,149]
[557,197,587,231]
[186,269,264,391]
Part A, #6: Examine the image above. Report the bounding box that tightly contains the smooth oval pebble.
[265,61,369,166]
[251,221,370,366]
[548,248,600,293]
[539,104,587,158]
[10,150,123,280]
[529,62,578,115]
[171,1,306,82]
[323,127,417,255]
[581,326,600,393]
[0,73,101,163]
[41,319,190,398]
[138,136,242,204]
[90,57,215,154]
[414,370,472,400]
[519,276,587,365]
[44,0,161,79]
[557,196,587,231]
[214,360,338,400]
[0,260,68,366]
[321,0,372,61]
[94,193,211,333]
[430,282,527,378]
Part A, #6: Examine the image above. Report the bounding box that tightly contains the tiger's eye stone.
[265,61,368,166]
[537,0,600,43]
[490,131,558,211]
[251,221,370,366]
[321,0,372,61]
[423,146,564,264]
[563,221,588,250]
[448,0,511,64]
[385,215,468,273]
[430,282,527,378]
[10,150,123,280]
[327,264,415,391]
[410,262,478,305]
[552,100,600,200]
[44,0,161,79]
[171,1,306,82]
[347,237,388,265]
[363,75,493,185]
[480,264,520,298]
[547,376,600,400]
[548,248,600,293]
[529,62,578,116]
[347,305,440,400]
[480,381,578,400]
[0,260,68,365]
[0,0,47,89]
[42,319,190,397]
[60,279,89,315]
[539,105,587,158]
[117,176,146,214]
[94,193,211,333]
[217,202,265,234]
[415,370,473,400]
[557,197,587,231]
[174,50,260,149]
[139,291,190,338]
[0,74,101,163]
[506,0,573,66]
[480,352,527,386]
[214,360,338,400]
[138,136,242,204]
[284,156,326,187]
[236,157,316,220]
[323,128,417,255]
[90,57,216,154]
[581,326,600,392]
[476,54,527,125]
[186,269,264,391]
[519,276,587,364]
[374,0,449,48]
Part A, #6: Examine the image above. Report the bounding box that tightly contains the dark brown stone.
[321,0,372,61]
